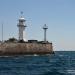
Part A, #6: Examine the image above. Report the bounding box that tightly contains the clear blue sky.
[0,0,75,51]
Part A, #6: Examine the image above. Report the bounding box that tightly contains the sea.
[0,51,75,75]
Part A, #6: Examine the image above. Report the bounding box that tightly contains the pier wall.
[0,42,53,55]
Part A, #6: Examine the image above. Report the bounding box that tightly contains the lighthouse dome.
[19,17,25,21]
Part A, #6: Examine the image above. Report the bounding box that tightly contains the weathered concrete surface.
[0,42,53,55]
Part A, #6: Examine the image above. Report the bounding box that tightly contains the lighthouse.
[43,24,48,43]
[17,12,27,41]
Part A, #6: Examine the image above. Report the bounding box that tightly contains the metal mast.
[2,23,3,43]
[43,24,48,43]
[17,12,27,41]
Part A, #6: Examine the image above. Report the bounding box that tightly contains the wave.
[67,69,75,74]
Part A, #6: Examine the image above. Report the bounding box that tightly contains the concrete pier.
[0,42,53,56]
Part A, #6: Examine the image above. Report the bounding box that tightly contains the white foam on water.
[67,69,75,74]
[0,56,11,58]
[33,54,39,56]
[59,55,64,57]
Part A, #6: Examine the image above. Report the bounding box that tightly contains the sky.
[0,0,75,51]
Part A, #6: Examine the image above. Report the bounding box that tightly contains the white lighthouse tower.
[43,24,48,43]
[17,12,27,41]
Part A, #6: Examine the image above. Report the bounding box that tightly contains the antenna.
[21,11,23,17]
[21,11,23,15]
[2,23,3,43]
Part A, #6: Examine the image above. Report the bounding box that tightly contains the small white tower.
[17,12,27,41]
[43,24,48,42]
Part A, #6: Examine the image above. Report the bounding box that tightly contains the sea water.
[0,51,75,75]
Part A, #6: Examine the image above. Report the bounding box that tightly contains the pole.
[44,29,46,42]
[2,24,3,43]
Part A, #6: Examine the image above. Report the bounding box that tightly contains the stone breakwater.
[0,42,53,55]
